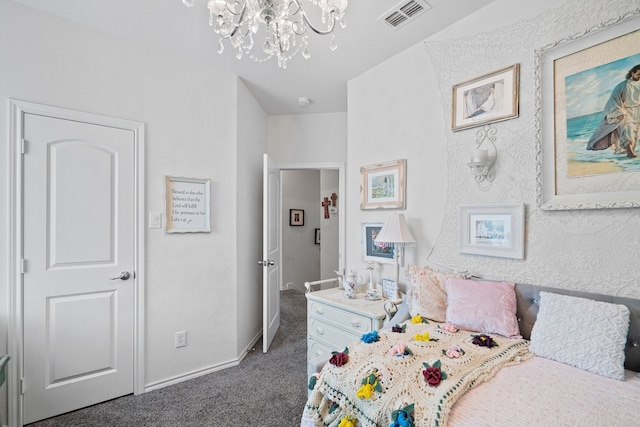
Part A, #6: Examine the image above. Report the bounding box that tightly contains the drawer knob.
[316,327,324,335]
[351,320,361,328]
[315,308,324,315]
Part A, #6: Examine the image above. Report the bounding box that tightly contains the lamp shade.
[374,213,416,245]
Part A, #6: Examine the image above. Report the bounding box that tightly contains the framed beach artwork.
[460,204,525,260]
[360,159,406,210]
[536,14,640,210]
[452,64,520,131]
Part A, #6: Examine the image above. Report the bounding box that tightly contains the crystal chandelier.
[182,0,348,69]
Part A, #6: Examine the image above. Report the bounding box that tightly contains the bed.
[301,266,640,427]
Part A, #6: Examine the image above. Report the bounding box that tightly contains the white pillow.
[529,292,630,380]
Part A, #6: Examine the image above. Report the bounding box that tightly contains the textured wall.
[424,0,640,297]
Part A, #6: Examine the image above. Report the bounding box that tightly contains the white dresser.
[305,287,400,362]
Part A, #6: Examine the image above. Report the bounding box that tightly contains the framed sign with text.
[165,176,211,233]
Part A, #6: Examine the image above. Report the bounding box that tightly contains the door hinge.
[21,139,27,155]
[20,378,25,394]
[21,258,26,274]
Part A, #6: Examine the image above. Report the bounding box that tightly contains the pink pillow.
[445,278,521,338]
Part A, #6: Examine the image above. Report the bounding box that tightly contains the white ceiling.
[10,0,493,115]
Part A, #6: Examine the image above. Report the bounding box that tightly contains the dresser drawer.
[308,300,373,335]
[307,338,335,361]
[308,317,362,352]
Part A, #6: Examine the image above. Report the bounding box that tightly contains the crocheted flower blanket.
[304,320,532,427]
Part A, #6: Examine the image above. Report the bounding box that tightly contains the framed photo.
[165,176,211,233]
[360,222,403,265]
[536,15,640,210]
[360,159,406,209]
[381,278,396,300]
[290,209,304,226]
[314,228,321,244]
[452,64,520,131]
[460,203,525,259]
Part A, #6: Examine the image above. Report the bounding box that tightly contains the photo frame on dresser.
[536,14,640,210]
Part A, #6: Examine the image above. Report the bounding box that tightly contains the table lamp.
[374,213,416,299]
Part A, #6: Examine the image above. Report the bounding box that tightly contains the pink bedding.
[448,356,640,426]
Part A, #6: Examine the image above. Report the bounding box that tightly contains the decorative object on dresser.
[364,261,380,301]
[460,203,525,259]
[305,287,402,364]
[360,159,406,209]
[342,270,362,299]
[451,63,520,131]
[535,14,640,210]
[374,213,416,299]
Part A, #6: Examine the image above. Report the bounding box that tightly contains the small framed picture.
[289,209,304,226]
[460,203,525,259]
[360,222,403,265]
[314,228,321,244]
[360,159,406,210]
[381,278,396,300]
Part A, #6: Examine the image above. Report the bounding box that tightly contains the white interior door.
[22,113,135,424]
[262,154,281,353]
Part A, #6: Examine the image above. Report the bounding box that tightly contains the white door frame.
[8,99,146,426]
[278,162,346,284]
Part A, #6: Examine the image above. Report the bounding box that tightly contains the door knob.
[110,271,131,281]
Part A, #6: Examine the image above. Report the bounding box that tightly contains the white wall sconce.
[468,125,497,185]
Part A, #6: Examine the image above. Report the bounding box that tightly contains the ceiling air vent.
[379,0,432,30]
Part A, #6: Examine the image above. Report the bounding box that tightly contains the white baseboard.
[143,331,262,393]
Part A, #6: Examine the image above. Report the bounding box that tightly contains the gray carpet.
[27,289,308,426]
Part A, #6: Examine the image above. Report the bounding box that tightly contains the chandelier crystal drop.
[182,0,348,68]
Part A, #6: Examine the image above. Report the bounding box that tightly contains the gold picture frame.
[452,64,520,131]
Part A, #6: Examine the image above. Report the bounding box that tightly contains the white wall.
[268,113,347,164]
[282,170,321,291]
[320,170,340,281]
[235,81,268,357]
[347,0,640,298]
[0,1,264,400]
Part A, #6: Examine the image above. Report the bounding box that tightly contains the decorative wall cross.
[321,197,331,219]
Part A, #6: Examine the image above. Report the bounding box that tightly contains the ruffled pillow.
[407,265,466,322]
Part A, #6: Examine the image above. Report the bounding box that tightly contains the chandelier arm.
[301,10,337,35]
[224,2,249,39]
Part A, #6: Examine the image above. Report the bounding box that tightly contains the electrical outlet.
[175,331,187,348]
